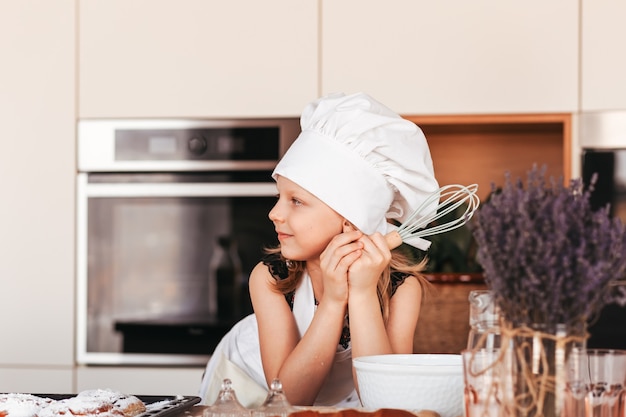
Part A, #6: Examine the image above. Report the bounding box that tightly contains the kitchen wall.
[2,0,626,395]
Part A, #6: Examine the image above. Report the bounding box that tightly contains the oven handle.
[79,181,278,198]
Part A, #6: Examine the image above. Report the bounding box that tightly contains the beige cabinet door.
[0,1,75,369]
[322,0,579,115]
[0,368,73,393]
[581,0,626,111]
[76,366,205,396]
[79,0,318,118]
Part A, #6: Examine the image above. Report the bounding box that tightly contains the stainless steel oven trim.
[80,160,279,172]
[580,111,626,148]
[76,173,89,365]
[75,173,277,366]
[82,181,278,198]
[78,118,301,172]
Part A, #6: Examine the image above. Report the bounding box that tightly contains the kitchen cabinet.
[76,367,204,396]
[80,0,581,118]
[78,0,318,118]
[580,1,626,111]
[322,0,579,115]
[0,369,73,393]
[0,0,76,377]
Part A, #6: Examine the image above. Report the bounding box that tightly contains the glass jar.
[467,289,501,350]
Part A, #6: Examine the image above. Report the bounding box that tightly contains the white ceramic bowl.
[353,354,464,417]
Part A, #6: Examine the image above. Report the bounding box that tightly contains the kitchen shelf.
[402,113,572,279]
[403,113,572,202]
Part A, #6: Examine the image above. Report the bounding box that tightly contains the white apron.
[198,272,359,408]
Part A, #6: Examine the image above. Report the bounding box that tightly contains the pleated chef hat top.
[272,92,439,236]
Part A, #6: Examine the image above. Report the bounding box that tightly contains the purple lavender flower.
[471,165,626,328]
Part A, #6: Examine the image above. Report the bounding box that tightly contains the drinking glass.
[586,349,626,417]
[565,348,626,417]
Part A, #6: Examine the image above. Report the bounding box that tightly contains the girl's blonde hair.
[265,245,431,323]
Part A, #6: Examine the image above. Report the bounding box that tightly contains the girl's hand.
[346,232,391,294]
[318,228,363,305]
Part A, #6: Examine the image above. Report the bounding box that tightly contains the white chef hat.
[272,92,439,239]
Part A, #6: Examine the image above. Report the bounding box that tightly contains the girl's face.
[269,175,344,261]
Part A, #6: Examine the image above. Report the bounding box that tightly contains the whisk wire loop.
[387,184,480,250]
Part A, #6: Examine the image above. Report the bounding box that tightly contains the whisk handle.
[385,231,403,250]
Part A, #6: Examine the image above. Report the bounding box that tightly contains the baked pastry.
[76,389,146,417]
[0,390,147,417]
[289,409,433,417]
[37,397,123,417]
[0,393,55,417]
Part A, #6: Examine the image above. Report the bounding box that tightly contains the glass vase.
[501,322,587,417]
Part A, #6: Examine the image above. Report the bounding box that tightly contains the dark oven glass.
[81,174,278,363]
[582,148,626,349]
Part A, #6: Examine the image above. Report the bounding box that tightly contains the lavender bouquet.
[471,165,626,329]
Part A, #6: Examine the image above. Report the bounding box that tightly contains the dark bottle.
[209,236,242,320]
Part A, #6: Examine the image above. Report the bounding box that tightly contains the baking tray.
[29,394,201,417]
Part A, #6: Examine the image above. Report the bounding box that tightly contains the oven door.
[76,173,278,365]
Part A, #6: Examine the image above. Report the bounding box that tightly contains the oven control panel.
[78,119,300,172]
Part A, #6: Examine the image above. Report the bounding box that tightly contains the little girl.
[199,92,439,408]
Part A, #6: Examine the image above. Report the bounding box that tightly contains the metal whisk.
[385,183,480,250]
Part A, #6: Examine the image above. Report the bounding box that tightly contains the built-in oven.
[580,111,626,349]
[76,118,300,365]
